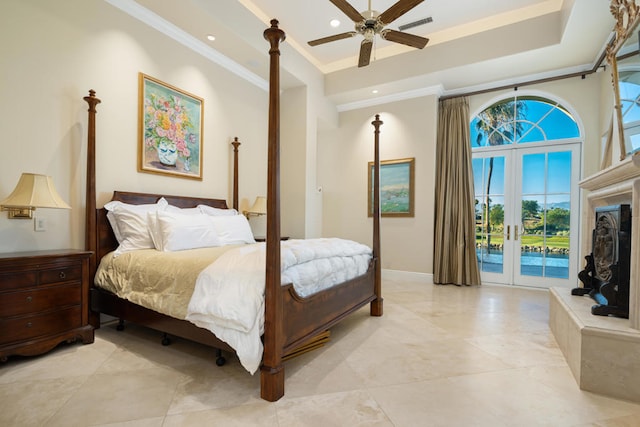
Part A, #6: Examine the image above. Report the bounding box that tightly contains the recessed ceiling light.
[372,89,379,94]
[206,34,216,41]
[330,19,340,28]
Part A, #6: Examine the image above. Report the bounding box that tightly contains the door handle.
[506,225,510,240]
[514,225,519,241]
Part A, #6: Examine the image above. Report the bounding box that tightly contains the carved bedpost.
[84,91,101,278]
[370,115,384,316]
[261,19,286,402]
[231,137,241,210]
[84,90,101,327]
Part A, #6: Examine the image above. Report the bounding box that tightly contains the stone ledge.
[550,287,640,403]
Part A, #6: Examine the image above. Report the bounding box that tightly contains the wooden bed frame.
[83,20,383,402]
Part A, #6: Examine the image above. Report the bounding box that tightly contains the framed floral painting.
[368,157,415,217]
[138,73,204,179]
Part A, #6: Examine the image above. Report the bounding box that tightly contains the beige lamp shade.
[1,173,71,215]
[248,196,267,215]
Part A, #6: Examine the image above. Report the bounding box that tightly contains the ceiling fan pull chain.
[373,34,377,62]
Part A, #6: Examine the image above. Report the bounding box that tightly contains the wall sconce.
[244,196,266,219]
[0,173,71,219]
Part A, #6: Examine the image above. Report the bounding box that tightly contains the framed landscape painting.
[138,73,204,180]
[368,157,415,217]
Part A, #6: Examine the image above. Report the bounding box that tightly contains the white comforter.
[185,238,372,374]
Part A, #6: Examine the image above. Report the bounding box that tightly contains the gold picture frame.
[368,157,415,217]
[138,73,204,180]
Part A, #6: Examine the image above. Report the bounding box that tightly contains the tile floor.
[2,278,640,426]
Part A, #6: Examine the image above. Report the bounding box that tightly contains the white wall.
[318,96,438,273]
[0,0,269,253]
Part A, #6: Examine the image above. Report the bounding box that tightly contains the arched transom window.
[470,95,580,148]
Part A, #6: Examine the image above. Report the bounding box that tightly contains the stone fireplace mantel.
[580,151,640,329]
[580,151,640,192]
[549,151,640,402]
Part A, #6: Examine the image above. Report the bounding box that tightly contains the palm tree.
[474,99,526,252]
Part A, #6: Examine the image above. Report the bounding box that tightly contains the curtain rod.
[440,46,609,101]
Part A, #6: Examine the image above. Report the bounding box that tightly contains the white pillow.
[209,214,256,245]
[198,204,238,216]
[147,211,162,250]
[104,198,168,255]
[166,204,203,215]
[147,210,204,250]
[153,210,221,251]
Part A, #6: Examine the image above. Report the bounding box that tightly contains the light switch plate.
[34,216,47,232]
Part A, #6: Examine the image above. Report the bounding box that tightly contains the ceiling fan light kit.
[308,0,430,67]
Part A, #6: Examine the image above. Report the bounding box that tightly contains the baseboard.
[382,269,433,283]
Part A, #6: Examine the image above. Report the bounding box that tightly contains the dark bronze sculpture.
[572,205,631,318]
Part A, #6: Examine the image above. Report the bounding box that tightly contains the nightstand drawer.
[0,284,81,317]
[0,271,37,290]
[0,306,82,344]
[0,264,81,290]
[40,265,81,286]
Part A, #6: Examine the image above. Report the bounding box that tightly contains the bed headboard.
[95,191,229,270]
[83,90,241,279]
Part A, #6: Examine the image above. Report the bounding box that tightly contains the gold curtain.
[433,97,481,286]
[600,115,613,170]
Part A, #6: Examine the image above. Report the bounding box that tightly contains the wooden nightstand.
[0,249,94,362]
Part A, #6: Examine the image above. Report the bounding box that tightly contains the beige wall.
[0,0,269,253]
[319,73,605,275]
[280,87,308,239]
[318,96,438,273]
[0,1,611,276]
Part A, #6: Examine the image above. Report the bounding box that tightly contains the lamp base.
[7,208,33,219]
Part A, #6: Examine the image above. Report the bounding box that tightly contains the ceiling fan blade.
[329,0,365,23]
[358,40,373,67]
[378,0,424,25]
[381,29,429,49]
[308,31,357,46]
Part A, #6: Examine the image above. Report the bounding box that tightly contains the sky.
[471,97,577,210]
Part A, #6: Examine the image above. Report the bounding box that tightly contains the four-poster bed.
[84,20,383,402]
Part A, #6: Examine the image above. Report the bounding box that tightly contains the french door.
[473,143,580,288]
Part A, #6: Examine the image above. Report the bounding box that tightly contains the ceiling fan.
[308,0,430,67]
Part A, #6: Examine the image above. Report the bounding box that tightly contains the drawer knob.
[26,296,33,303]
[26,322,32,328]
[59,271,66,279]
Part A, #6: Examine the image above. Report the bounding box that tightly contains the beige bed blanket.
[94,246,240,320]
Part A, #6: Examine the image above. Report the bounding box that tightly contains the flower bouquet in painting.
[138,73,203,180]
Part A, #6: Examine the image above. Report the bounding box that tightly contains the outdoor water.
[477,248,569,279]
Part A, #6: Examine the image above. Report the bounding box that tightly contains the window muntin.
[470,96,579,148]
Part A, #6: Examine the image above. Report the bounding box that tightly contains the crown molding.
[104,0,268,92]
